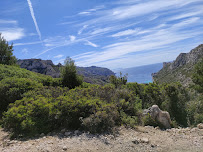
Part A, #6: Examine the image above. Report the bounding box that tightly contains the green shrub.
[0,77,43,115]
[160,83,189,127]
[142,114,158,127]
[192,58,203,93]
[23,86,69,99]
[120,110,138,128]
[3,94,119,136]
[82,104,120,133]
[187,95,203,125]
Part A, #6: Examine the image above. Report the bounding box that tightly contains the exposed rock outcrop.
[143,105,172,129]
[17,59,61,78]
[17,59,115,84]
[152,44,203,86]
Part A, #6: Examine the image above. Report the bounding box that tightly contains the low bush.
[0,77,43,115]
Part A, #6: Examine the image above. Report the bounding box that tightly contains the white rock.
[140,137,149,144]
[197,123,203,129]
[63,146,68,151]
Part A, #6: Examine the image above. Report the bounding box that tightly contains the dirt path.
[0,126,203,152]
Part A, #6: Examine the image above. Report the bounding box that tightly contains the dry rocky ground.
[0,126,203,152]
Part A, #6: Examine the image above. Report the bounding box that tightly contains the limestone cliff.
[152,44,203,86]
[17,59,115,85]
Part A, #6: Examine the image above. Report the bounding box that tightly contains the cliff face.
[17,59,61,78]
[152,44,203,86]
[17,59,115,85]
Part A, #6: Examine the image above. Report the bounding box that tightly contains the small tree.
[110,72,128,88]
[192,58,203,93]
[60,57,83,89]
[0,34,17,65]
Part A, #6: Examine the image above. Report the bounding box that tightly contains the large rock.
[144,105,172,129]
[197,123,203,129]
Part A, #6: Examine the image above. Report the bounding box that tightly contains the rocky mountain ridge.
[152,44,203,86]
[17,59,115,84]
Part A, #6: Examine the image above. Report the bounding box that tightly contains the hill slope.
[152,44,203,86]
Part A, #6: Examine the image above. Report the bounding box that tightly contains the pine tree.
[60,57,83,89]
[0,34,17,65]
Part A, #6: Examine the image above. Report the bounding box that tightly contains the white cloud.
[14,41,41,46]
[84,40,98,47]
[1,28,25,41]
[78,5,105,15]
[167,11,202,21]
[78,12,91,15]
[21,48,28,54]
[27,0,42,41]
[69,35,76,42]
[91,27,113,35]
[0,19,17,24]
[75,17,203,68]
[54,54,64,59]
[78,25,88,35]
[111,29,140,37]
[43,36,68,47]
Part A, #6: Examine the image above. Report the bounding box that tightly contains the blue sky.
[0,0,203,70]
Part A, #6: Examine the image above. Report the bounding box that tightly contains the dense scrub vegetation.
[0,62,202,137]
[0,36,202,138]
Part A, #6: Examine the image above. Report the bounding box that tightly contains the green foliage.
[142,114,158,127]
[192,58,203,93]
[126,82,190,126]
[160,83,189,127]
[0,77,43,115]
[61,57,83,89]
[120,110,138,128]
[0,64,61,86]
[2,84,143,136]
[187,95,203,125]
[110,72,128,88]
[82,104,120,133]
[0,34,17,65]
[0,61,202,137]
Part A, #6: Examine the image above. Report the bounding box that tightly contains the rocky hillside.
[17,59,115,85]
[152,44,203,86]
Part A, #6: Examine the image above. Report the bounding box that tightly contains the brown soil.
[0,126,203,152]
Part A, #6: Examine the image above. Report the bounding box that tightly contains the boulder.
[143,105,172,129]
[197,123,203,129]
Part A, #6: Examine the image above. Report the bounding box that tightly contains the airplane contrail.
[27,0,42,41]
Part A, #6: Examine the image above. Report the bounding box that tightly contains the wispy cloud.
[75,16,203,68]
[84,40,98,47]
[111,28,140,37]
[54,54,64,59]
[78,5,105,15]
[33,0,203,69]
[0,19,17,24]
[27,0,42,41]
[167,11,202,21]
[14,41,41,46]
[78,25,88,35]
